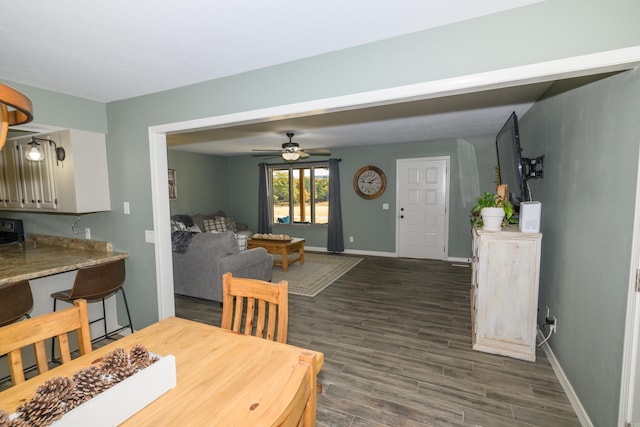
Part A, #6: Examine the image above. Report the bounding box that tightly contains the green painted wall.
[166,150,228,217]
[519,68,640,427]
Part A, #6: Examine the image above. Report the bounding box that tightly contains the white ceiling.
[1,0,610,155]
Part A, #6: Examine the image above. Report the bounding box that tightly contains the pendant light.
[0,84,33,151]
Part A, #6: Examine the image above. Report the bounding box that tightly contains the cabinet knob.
[400,215,404,219]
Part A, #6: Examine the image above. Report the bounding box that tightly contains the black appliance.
[0,218,25,245]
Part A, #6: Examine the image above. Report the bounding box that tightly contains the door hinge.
[624,421,631,427]
[636,269,640,292]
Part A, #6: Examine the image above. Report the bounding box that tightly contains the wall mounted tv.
[496,112,527,208]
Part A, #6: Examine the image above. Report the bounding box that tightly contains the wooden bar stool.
[50,259,133,358]
[0,280,34,327]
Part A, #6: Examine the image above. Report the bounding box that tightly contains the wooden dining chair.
[0,280,34,327]
[221,272,289,343]
[0,299,92,386]
[248,352,318,426]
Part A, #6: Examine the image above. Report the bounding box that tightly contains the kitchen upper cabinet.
[0,129,111,213]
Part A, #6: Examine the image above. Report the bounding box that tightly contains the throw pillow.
[202,218,217,232]
[235,233,248,252]
[210,216,229,232]
[225,217,238,232]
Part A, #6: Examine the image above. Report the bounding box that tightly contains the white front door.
[396,157,449,260]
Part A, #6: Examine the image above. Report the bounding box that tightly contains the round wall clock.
[353,165,386,200]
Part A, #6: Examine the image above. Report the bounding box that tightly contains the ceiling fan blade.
[302,148,331,154]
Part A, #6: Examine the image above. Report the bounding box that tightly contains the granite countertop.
[0,234,128,285]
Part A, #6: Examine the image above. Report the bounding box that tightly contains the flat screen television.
[496,112,527,208]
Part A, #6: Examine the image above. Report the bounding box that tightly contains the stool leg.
[119,288,134,334]
[50,298,58,363]
[101,297,108,339]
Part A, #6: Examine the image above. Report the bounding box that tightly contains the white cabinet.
[470,226,542,361]
[0,129,111,213]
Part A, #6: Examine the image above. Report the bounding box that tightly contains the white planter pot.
[481,207,505,231]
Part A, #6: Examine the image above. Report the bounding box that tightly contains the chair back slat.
[221,273,288,343]
[0,299,92,385]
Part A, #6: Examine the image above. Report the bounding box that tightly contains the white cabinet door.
[0,142,25,208]
[16,139,57,210]
[471,227,542,361]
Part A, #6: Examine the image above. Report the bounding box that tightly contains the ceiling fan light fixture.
[282,151,299,161]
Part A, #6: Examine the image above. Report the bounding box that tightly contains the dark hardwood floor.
[176,255,580,427]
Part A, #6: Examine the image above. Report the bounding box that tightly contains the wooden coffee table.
[247,237,305,272]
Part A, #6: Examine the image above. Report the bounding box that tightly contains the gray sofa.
[172,230,272,302]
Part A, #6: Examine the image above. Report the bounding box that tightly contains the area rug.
[271,253,363,297]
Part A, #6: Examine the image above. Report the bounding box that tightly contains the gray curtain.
[327,158,344,252]
[258,163,272,233]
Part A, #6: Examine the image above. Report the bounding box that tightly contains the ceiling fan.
[252,132,331,161]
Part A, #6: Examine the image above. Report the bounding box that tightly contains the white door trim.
[618,148,640,426]
[149,46,640,321]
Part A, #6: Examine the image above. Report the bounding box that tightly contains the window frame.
[268,161,329,226]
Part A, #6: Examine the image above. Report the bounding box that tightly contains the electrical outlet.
[349,236,354,243]
[84,228,91,240]
[546,306,550,318]
[550,316,557,334]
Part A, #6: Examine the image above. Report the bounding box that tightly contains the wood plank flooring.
[176,255,580,427]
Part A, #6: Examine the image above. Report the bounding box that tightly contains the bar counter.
[0,234,128,286]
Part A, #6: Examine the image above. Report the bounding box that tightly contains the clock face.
[353,166,386,199]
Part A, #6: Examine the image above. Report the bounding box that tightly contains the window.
[269,162,329,225]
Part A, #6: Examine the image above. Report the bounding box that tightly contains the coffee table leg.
[299,244,304,265]
[281,247,289,272]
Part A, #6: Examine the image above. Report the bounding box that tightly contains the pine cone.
[69,366,108,408]
[100,348,129,375]
[111,364,138,384]
[0,409,10,425]
[17,387,65,427]
[129,344,150,369]
[35,377,75,402]
[8,418,30,427]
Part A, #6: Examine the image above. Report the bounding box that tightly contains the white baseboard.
[306,246,397,257]
[448,256,471,264]
[307,247,472,262]
[537,330,593,427]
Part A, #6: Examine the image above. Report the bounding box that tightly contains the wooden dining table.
[0,317,324,426]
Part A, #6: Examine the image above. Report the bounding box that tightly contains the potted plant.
[470,192,513,231]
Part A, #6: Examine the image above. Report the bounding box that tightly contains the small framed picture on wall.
[168,169,177,200]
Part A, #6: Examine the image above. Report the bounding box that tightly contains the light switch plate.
[382,203,389,210]
[145,230,155,243]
